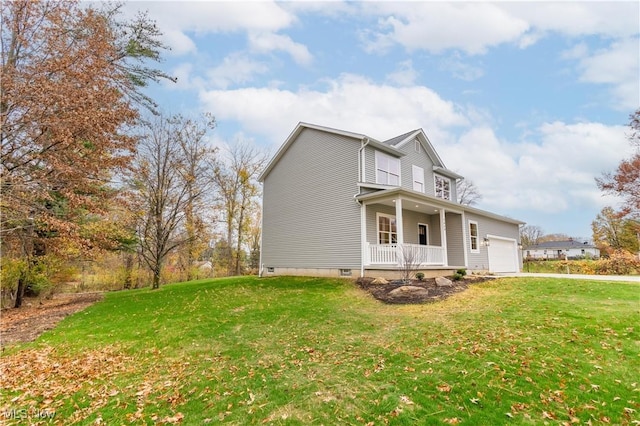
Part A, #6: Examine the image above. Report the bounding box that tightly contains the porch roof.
[356,187,525,225]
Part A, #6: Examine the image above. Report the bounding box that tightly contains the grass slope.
[1,276,638,425]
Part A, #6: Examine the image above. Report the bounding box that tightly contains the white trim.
[418,223,429,245]
[412,165,424,193]
[376,212,397,244]
[469,220,480,253]
[395,197,404,245]
[439,209,448,266]
[486,234,519,273]
[375,150,401,186]
[361,202,367,276]
[461,212,469,267]
[434,174,451,201]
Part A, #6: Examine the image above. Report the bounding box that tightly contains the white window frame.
[375,151,401,186]
[418,223,429,245]
[376,213,397,244]
[434,174,451,200]
[469,220,479,253]
[415,140,421,153]
[412,165,424,193]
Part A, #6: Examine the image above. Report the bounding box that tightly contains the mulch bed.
[0,293,103,348]
[356,275,495,304]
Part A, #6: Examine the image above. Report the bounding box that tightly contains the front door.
[418,224,428,245]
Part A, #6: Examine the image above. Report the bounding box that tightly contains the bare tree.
[520,225,544,248]
[457,180,482,206]
[131,114,215,289]
[399,244,424,283]
[212,142,267,276]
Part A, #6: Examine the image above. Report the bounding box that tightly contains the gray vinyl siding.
[365,204,439,245]
[445,213,465,266]
[363,146,377,183]
[465,212,520,270]
[397,138,435,195]
[262,128,361,269]
[364,137,459,204]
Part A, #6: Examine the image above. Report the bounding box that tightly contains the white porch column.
[440,208,448,266]
[395,197,404,245]
[361,202,367,276]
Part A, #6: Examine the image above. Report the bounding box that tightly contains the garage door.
[487,237,518,273]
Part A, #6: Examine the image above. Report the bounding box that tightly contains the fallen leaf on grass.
[161,412,184,424]
[437,383,452,393]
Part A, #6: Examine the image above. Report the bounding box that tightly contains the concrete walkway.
[495,272,640,283]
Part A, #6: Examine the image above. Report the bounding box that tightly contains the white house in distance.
[259,122,525,279]
[525,240,600,260]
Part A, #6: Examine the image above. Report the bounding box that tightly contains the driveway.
[496,272,640,283]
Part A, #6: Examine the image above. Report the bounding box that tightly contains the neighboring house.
[525,240,600,260]
[259,122,525,279]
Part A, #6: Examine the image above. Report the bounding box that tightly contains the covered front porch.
[357,188,468,273]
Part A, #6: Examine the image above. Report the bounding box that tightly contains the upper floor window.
[414,140,421,153]
[434,175,451,200]
[412,165,424,192]
[375,151,400,186]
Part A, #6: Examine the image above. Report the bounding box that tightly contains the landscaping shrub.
[415,272,425,281]
[456,268,467,276]
[452,273,463,281]
[596,250,640,275]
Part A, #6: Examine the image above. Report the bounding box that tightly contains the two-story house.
[259,122,524,279]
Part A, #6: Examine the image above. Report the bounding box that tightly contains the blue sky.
[123,1,639,240]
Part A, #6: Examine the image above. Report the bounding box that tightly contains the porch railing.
[366,243,445,266]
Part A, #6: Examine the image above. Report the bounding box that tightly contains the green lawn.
[1,276,638,425]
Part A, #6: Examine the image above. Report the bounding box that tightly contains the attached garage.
[487,235,519,273]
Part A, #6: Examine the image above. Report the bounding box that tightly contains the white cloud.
[123,1,296,56]
[207,53,269,89]
[359,2,638,56]
[504,2,639,39]
[248,32,313,66]
[163,30,197,56]
[439,53,484,81]
[199,74,467,145]
[574,38,640,110]
[440,122,632,215]
[361,2,529,55]
[386,60,418,86]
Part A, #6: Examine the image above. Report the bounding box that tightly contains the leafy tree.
[596,109,640,219]
[592,206,640,255]
[1,0,172,304]
[457,179,482,206]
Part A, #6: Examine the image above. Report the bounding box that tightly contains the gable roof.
[259,122,460,182]
[259,122,405,182]
[527,240,598,250]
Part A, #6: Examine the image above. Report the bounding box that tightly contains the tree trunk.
[152,263,161,289]
[14,274,26,308]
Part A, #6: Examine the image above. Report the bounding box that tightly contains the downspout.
[258,182,264,277]
[356,137,371,277]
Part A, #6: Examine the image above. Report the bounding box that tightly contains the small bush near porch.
[1,276,638,424]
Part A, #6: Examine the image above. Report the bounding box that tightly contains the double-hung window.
[412,165,424,192]
[377,214,397,244]
[375,151,400,186]
[434,175,451,200]
[469,221,479,253]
